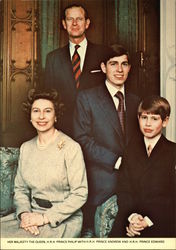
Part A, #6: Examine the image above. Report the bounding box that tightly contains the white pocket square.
[90,69,102,73]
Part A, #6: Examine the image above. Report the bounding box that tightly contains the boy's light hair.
[138,95,171,121]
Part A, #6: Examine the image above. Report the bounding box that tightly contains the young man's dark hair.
[102,44,131,65]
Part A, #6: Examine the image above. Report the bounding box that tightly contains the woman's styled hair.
[138,95,171,121]
[23,88,64,121]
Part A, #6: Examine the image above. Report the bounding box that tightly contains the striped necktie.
[147,144,152,157]
[115,91,125,134]
[72,45,81,88]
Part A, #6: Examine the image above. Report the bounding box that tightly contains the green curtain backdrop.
[39,0,61,69]
[117,0,138,54]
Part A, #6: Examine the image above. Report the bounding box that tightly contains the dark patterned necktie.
[115,91,125,133]
[72,45,81,88]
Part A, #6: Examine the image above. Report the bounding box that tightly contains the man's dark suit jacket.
[110,134,176,237]
[44,41,113,137]
[73,83,140,206]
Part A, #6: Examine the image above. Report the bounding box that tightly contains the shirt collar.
[144,134,161,149]
[105,80,125,98]
[69,38,87,50]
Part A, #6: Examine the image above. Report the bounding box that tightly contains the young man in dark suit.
[44,4,113,137]
[73,45,140,237]
[110,95,176,237]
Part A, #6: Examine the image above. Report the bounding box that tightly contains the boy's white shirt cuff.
[114,156,122,170]
[128,213,154,227]
[128,213,138,222]
[144,216,154,227]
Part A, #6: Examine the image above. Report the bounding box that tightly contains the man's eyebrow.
[108,60,128,63]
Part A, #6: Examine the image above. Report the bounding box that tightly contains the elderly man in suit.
[44,3,113,137]
[73,45,140,237]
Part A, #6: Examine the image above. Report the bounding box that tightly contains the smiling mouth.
[37,122,47,126]
[114,75,123,79]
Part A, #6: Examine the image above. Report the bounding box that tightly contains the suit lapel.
[80,42,98,88]
[133,137,149,178]
[97,85,125,146]
[82,41,103,72]
[81,42,94,72]
[147,135,166,162]
[140,135,166,174]
[59,45,77,95]
[125,93,135,143]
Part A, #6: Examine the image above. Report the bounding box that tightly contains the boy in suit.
[110,95,176,237]
[44,4,113,137]
[73,45,140,237]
